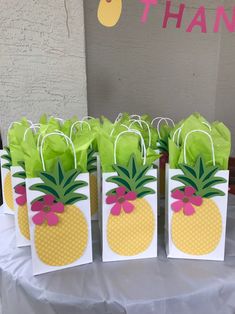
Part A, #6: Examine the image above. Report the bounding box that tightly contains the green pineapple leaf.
[171,174,198,191]
[87,147,97,173]
[13,171,26,179]
[1,155,11,162]
[172,156,227,199]
[201,188,225,198]
[39,172,57,185]
[17,161,25,170]
[157,139,168,153]
[30,159,88,204]
[106,154,156,198]
[114,165,130,180]
[2,163,12,170]
[63,169,80,187]
[30,183,60,199]
[136,187,156,198]
[194,156,205,179]
[1,146,12,170]
[12,160,27,179]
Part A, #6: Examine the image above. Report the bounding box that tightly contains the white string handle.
[172,124,184,147]
[129,119,142,128]
[8,121,21,132]
[151,117,168,126]
[69,120,91,139]
[157,117,175,139]
[82,116,95,121]
[114,113,123,124]
[110,124,129,137]
[129,119,151,148]
[183,130,215,166]
[130,114,141,120]
[36,125,50,151]
[202,122,212,131]
[50,116,65,124]
[40,132,77,171]
[23,125,41,141]
[165,118,175,127]
[27,120,34,126]
[114,130,147,165]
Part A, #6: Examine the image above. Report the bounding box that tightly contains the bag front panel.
[26,173,92,275]
[167,167,229,261]
[102,169,158,262]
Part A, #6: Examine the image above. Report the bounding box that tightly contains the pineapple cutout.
[106,154,156,256]
[87,147,98,217]
[98,0,122,27]
[30,160,89,266]
[1,147,14,211]
[171,156,226,255]
[13,162,30,240]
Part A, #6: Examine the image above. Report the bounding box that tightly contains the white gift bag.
[10,124,41,247]
[26,132,92,275]
[11,165,30,247]
[102,129,158,262]
[0,148,15,215]
[165,130,229,261]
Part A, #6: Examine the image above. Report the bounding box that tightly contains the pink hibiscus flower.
[106,187,137,216]
[31,195,64,226]
[15,185,27,206]
[171,186,203,216]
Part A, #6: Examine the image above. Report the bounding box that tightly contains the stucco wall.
[215,0,235,153]
[85,0,224,123]
[0,0,87,145]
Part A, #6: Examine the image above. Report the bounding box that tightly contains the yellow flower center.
[118,197,126,204]
[43,206,51,213]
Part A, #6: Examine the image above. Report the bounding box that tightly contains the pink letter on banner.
[163,1,185,28]
[186,6,207,33]
[140,0,158,24]
[214,6,235,33]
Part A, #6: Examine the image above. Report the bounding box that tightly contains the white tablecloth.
[0,196,235,314]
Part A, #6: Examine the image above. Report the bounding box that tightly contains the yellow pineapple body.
[107,198,155,256]
[90,174,98,216]
[4,172,14,210]
[35,205,88,266]
[172,198,222,255]
[18,204,30,240]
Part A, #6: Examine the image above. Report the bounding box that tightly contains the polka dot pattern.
[107,198,155,256]
[35,205,88,266]
[172,198,222,255]
[18,204,30,240]
[90,174,98,217]
[4,172,14,210]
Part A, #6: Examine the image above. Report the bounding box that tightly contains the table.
[1,196,235,314]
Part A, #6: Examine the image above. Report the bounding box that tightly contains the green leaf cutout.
[30,159,88,205]
[172,155,227,199]
[106,154,156,198]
